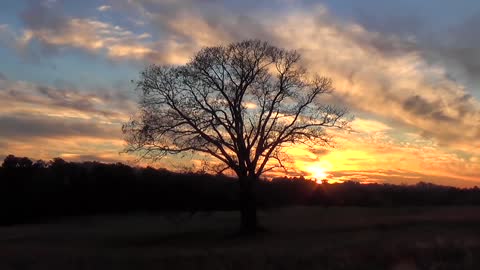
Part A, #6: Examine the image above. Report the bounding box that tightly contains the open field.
[1,206,480,269]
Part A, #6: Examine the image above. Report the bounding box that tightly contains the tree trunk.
[239,176,258,234]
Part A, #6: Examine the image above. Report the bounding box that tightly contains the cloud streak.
[328,169,479,188]
[0,115,119,139]
[0,78,136,121]
[97,5,112,12]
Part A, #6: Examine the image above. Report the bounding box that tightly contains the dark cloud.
[402,95,453,122]
[36,85,100,113]
[0,115,119,140]
[310,148,329,156]
[413,13,480,91]
[35,85,137,118]
[17,0,70,56]
[454,94,476,117]
[431,13,480,89]
[0,72,6,80]
[20,0,67,31]
[441,48,480,80]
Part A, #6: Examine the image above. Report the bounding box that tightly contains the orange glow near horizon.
[305,161,333,183]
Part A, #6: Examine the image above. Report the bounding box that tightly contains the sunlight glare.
[307,166,328,182]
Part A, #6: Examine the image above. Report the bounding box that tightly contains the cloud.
[329,169,479,188]
[0,75,139,165]
[262,8,480,150]
[16,1,156,61]
[37,0,279,64]
[402,95,454,123]
[0,76,139,163]
[0,115,119,140]
[19,18,155,60]
[20,0,67,32]
[351,6,480,93]
[97,5,112,12]
[16,0,275,63]
[0,78,136,121]
[434,15,480,89]
[352,118,391,134]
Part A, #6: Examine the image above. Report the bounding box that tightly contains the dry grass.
[1,206,480,269]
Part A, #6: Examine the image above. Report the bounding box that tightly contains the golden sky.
[0,0,479,186]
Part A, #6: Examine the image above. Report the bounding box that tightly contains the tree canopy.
[123,40,350,179]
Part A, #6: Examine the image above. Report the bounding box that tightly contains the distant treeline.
[1,154,480,225]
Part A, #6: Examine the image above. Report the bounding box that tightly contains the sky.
[0,0,479,187]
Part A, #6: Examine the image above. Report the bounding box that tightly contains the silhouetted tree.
[2,155,32,169]
[123,40,351,233]
[2,154,480,226]
[33,159,47,169]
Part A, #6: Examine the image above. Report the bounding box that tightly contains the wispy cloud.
[0,79,136,121]
[0,77,135,163]
[18,18,155,60]
[97,5,112,12]
[0,114,118,139]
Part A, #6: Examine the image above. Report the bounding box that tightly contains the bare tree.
[123,40,350,233]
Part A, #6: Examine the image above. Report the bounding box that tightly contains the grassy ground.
[1,206,480,269]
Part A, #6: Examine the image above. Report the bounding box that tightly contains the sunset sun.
[307,165,329,181]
